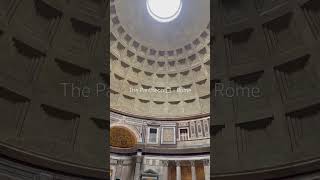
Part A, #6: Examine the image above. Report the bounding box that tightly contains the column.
[110,166,116,180]
[115,160,123,180]
[190,161,196,180]
[203,159,210,180]
[162,160,169,180]
[134,152,143,180]
[176,161,181,180]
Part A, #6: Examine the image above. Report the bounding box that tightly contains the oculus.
[146,0,182,22]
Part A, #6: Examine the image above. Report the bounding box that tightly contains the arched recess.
[111,123,142,142]
[110,126,138,148]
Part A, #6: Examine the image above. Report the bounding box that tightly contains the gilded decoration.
[110,126,137,148]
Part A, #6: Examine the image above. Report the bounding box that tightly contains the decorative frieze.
[110,112,210,147]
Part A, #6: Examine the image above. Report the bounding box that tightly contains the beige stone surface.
[110,0,210,118]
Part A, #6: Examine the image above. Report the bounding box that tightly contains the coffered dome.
[110,0,210,119]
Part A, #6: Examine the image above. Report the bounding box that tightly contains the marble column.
[115,160,123,180]
[176,161,181,180]
[190,161,196,180]
[110,166,116,180]
[162,160,169,180]
[134,152,143,180]
[203,159,210,180]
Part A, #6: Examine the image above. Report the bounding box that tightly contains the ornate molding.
[162,160,169,167]
[117,160,124,166]
[110,126,137,148]
[175,161,181,166]
[190,160,196,166]
[202,159,210,166]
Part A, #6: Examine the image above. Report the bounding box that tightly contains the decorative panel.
[161,127,176,145]
[110,126,137,148]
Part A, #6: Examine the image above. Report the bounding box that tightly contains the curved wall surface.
[212,0,320,179]
[0,0,108,179]
[110,0,210,119]
[110,112,210,153]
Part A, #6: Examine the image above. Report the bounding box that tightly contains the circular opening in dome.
[147,0,182,23]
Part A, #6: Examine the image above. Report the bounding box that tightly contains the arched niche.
[111,122,143,142]
[110,126,137,148]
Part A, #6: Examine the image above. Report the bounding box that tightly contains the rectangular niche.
[235,117,273,156]
[178,128,189,141]
[34,104,80,144]
[56,18,101,57]
[161,126,176,145]
[254,0,288,13]
[286,104,320,152]
[222,0,249,25]
[53,58,91,93]
[224,28,262,66]
[92,117,109,131]
[11,0,62,45]
[301,0,320,40]
[73,0,104,19]
[0,87,30,136]
[230,71,270,123]
[147,127,159,145]
[0,0,19,20]
[5,38,46,83]
[211,125,225,138]
[263,12,303,54]
[84,118,108,155]
[274,55,319,103]
[42,58,92,105]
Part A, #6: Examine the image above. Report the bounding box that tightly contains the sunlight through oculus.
[147,0,182,23]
